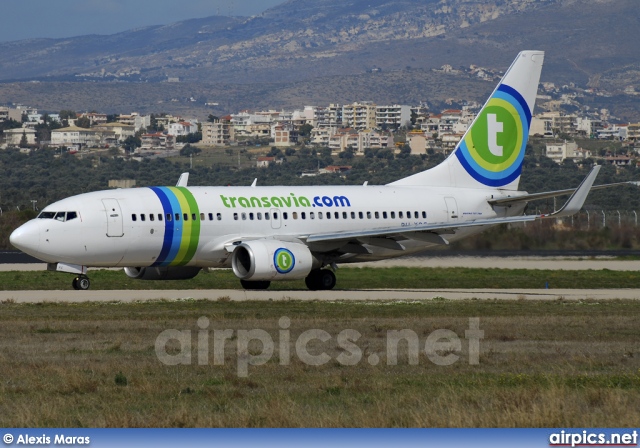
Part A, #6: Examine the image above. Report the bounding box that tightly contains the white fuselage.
[10,184,525,268]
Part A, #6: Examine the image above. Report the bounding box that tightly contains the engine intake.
[124,266,201,280]
[232,240,315,281]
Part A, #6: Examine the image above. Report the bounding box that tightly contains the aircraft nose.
[10,220,41,256]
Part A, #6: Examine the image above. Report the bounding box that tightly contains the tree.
[75,117,91,128]
[298,124,313,137]
[122,136,141,153]
[180,144,202,157]
[19,131,28,148]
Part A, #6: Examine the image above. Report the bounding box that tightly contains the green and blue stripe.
[150,186,201,266]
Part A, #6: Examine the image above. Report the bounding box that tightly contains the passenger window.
[391,212,395,219]
[383,212,387,219]
[158,214,163,221]
[166,214,172,222]
[367,211,372,219]
[292,212,298,220]
[217,213,222,221]
[257,212,262,220]
[310,212,315,219]
[351,212,355,219]
[208,213,213,221]
[183,213,189,221]
[242,213,247,220]
[66,212,78,221]
[201,213,205,221]
[192,213,197,221]
[283,212,287,220]
[334,212,339,219]
[131,214,137,222]
[399,211,403,219]
[375,212,379,219]
[319,212,323,219]
[326,212,331,220]
[414,211,419,219]
[407,211,411,218]
[141,214,146,221]
[359,212,363,219]
[175,213,180,221]
[265,213,270,220]
[234,213,238,221]
[342,212,347,219]
[249,212,254,220]
[150,214,155,222]
[301,212,306,219]
[422,211,427,219]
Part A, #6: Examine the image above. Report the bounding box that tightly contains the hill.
[0,0,639,118]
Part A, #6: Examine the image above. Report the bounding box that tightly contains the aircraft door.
[444,197,458,221]
[102,198,124,237]
[271,208,282,229]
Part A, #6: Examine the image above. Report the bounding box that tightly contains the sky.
[0,0,285,42]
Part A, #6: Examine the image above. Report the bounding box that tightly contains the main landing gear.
[305,269,336,291]
[72,275,91,291]
[238,269,337,291]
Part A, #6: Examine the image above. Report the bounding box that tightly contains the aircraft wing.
[303,165,602,247]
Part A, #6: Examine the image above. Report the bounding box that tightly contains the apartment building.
[3,128,37,146]
[545,141,591,164]
[118,113,151,132]
[201,119,233,146]
[51,126,101,148]
[342,102,377,130]
[140,132,175,150]
[167,121,198,137]
[375,105,411,129]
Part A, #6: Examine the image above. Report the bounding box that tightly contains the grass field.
[1,298,640,427]
[1,266,640,290]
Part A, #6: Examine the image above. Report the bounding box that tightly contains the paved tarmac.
[4,256,640,272]
[1,288,639,303]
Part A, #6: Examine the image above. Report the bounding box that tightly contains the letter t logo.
[487,113,503,157]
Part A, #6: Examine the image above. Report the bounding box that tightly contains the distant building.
[51,126,100,148]
[3,127,36,146]
[140,133,175,150]
[545,141,591,164]
[201,118,233,145]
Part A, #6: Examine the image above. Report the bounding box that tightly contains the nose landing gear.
[72,275,91,290]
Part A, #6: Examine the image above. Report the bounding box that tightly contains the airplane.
[7,50,619,291]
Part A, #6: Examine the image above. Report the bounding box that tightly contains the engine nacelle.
[124,266,201,280]
[231,240,315,281]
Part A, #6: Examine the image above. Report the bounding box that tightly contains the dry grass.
[0,299,639,427]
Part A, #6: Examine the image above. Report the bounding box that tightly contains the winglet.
[251,178,257,187]
[176,173,189,187]
[541,165,600,219]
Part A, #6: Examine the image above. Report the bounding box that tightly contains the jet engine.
[124,266,202,280]
[231,240,316,281]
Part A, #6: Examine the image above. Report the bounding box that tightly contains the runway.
[2,288,640,303]
[4,256,640,272]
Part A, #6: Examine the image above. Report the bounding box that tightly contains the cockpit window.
[37,211,78,222]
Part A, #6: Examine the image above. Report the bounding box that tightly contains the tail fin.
[390,50,544,190]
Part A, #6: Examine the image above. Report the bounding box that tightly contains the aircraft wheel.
[317,269,336,290]
[73,276,91,291]
[240,279,271,290]
[305,269,336,291]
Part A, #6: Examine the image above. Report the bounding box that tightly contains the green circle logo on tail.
[455,84,530,187]
[274,248,295,274]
